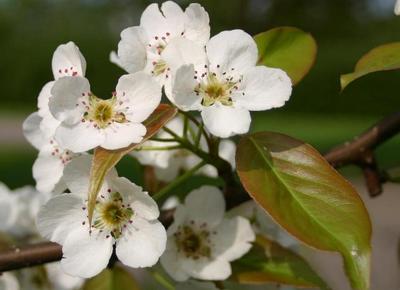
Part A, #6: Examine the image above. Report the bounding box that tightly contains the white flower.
[228,201,298,249]
[23,112,79,194]
[38,42,86,139]
[0,272,20,290]
[0,182,19,232]
[110,1,210,88]
[48,72,161,152]
[160,186,255,281]
[168,29,292,138]
[0,182,49,238]
[37,155,166,278]
[132,116,236,181]
[395,0,400,15]
[176,280,219,290]
[46,262,84,290]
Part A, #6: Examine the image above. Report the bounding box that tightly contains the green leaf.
[341,42,400,90]
[254,26,317,85]
[233,235,330,289]
[87,104,177,224]
[236,132,372,290]
[82,266,140,290]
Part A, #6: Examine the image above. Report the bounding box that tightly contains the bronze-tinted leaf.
[233,235,330,289]
[341,42,400,90]
[236,132,372,290]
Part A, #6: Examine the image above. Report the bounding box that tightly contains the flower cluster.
[17,0,294,288]
[0,183,84,290]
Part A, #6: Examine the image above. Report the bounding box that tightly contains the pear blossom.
[48,72,161,153]
[160,186,255,281]
[23,42,86,193]
[228,200,298,249]
[0,182,49,238]
[46,262,84,290]
[38,42,86,139]
[37,156,166,278]
[168,29,292,138]
[0,272,19,290]
[396,0,400,15]
[110,1,210,88]
[132,116,236,181]
[23,112,78,193]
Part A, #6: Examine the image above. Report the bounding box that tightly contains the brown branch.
[1,112,400,273]
[325,112,400,167]
[0,242,62,272]
[325,111,400,196]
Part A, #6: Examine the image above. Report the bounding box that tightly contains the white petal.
[201,104,251,138]
[161,196,180,211]
[226,200,256,220]
[212,216,255,262]
[171,64,201,110]
[33,148,65,193]
[22,112,46,150]
[113,26,148,73]
[140,2,184,38]
[0,184,18,231]
[235,66,292,111]
[37,194,86,244]
[131,140,173,168]
[116,217,166,268]
[183,186,225,228]
[49,76,90,125]
[206,30,258,73]
[40,113,61,140]
[116,72,161,123]
[46,262,84,290]
[52,41,86,79]
[0,272,20,290]
[396,0,400,15]
[154,160,181,182]
[102,122,146,150]
[182,257,232,281]
[37,81,55,117]
[55,122,104,153]
[110,177,159,220]
[63,155,116,197]
[160,241,190,282]
[61,227,113,278]
[162,37,207,74]
[219,139,236,169]
[184,3,210,45]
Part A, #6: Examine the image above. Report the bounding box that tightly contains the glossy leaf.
[83,266,140,290]
[87,104,177,224]
[254,26,317,85]
[236,132,372,290]
[233,235,330,289]
[341,42,400,90]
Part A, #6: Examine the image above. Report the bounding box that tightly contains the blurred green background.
[1,0,400,189]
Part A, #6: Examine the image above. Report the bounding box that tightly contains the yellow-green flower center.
[196,74,237,107]
[93,192,133,239]
[152,59,168,76]
[175,224,211,260]
[84,95,127,129]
